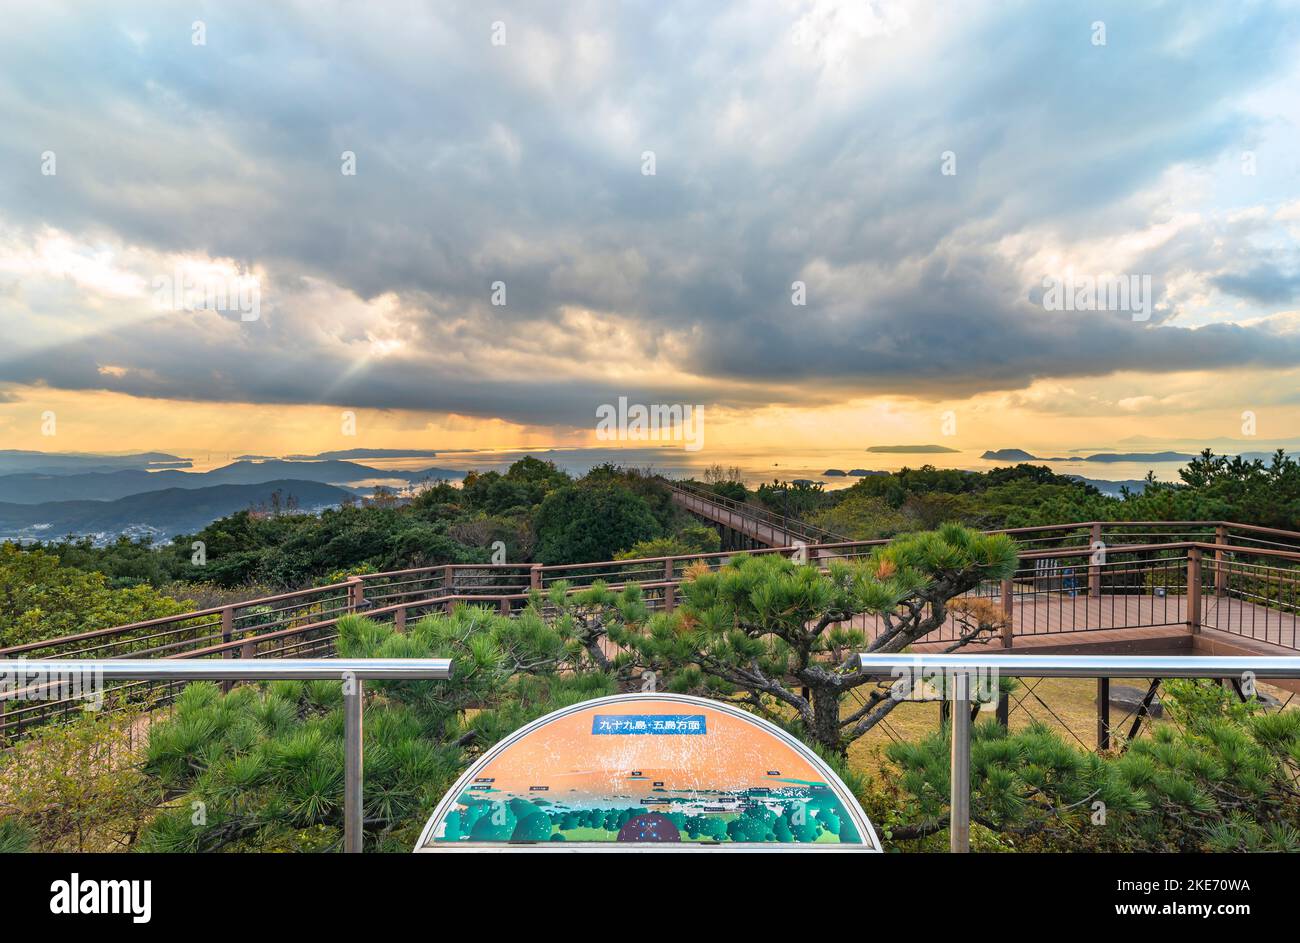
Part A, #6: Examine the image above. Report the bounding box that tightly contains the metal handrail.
[6,654,1300,853]
[0,658,453,853]
[853,652,1300,853]
[852,652,1300,679]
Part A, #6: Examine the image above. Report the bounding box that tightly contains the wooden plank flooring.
[841,591,1300,655]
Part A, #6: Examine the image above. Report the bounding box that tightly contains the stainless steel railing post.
[950,671,970,853]
[854,652,1300,853]
[344,674,364,854]
[0,659,451,853]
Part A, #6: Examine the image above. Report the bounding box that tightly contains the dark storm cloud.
[1214,265,1300,304]
[2,0,1300,424]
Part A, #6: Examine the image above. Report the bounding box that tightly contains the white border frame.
[414,691,881,852]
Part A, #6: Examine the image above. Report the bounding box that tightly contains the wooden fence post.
[662,558,676,613]
[1000,578,1014,649]
[1187,547,1202,632]
[1088,522,1102,597]
[393,605,406,634]
[1214,525,1226,597]
[530,564,542,591]
[347,577,365,613]
[997,577,1014,725]
[221,605,235,693]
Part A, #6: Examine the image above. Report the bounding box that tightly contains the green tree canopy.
[0,543,192,648]
[533,482,661,564]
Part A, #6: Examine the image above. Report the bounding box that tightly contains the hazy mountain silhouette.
[0,449,190,475]
[0,460,464,504]
[0,480,355,541]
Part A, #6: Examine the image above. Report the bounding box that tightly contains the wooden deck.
[838,591,1300,694]
[840,591,1300,654]
[674,490,1300,657]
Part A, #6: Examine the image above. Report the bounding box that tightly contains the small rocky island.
[865,444,960,454]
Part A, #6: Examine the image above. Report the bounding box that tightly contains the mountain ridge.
[0,479,355,543]
[0,460,465,504]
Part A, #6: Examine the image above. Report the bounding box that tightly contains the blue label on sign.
[591,714,706,735]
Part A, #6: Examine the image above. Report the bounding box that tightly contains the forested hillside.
[0,458,716,648]
[715,450,1300,540]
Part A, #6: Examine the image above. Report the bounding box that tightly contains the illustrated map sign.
[415,692,880,851]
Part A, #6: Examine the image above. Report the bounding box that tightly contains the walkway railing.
[853,652,1300,852]
[5,518,1300,741]
[0,658,452,852]
[9,654,1291,854]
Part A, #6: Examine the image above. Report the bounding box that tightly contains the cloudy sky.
[2,0,1300,460]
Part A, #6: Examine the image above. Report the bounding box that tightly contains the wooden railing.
[4,517,1300,740]
[668,482,848,545]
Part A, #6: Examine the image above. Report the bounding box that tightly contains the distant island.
[866,444,960,454]
[1083,451,1197,463]
[284,448,443,460]
[823,468,886,478]
[981,448,1041,462]
[1068,476,1150,497]
[982,448,1196,463]
[0,450,192,475]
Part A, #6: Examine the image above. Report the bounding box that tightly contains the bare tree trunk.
[581,635,611,672]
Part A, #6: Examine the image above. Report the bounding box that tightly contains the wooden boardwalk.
[670,486,844,548]
[672,487,806,548]
[839,592,1300,656]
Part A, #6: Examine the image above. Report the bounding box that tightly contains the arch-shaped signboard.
[416,692,880,851]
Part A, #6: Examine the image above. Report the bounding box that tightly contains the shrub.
[0,544,192,648]
[878,681,1300,852]
[136,610,616,851]
[0,708,158,851]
